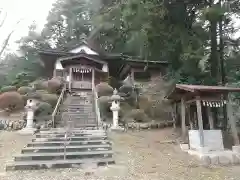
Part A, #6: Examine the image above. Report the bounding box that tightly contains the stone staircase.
[58,90,98,128]
[6,89,115,171]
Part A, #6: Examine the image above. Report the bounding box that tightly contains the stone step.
[6,158,115,171]
[35,133,105,138]
[65,122,97,125]
[39,129,105,133]
[32,135,106,142]
[62,109,93,112]
[41,127,100,131]
[63,118,96,121]
[63,104,93,107]
[14,150,113,161]
[37,131,105,135]
[62,113,95,116]
[62,117,96,120]
[27,140,110,147]
[63,107,93,109]
[58,123,97,127]
[62,113,94,116]
[22,144,112,153]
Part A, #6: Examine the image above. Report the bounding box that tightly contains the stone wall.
[0,111,26,130]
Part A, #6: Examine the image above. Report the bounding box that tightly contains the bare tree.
[0,10,23,57]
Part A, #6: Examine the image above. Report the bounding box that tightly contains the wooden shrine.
[38,34,168,91]
[166,84,240,152]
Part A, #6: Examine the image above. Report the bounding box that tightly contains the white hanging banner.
[201,100,225,107]
[72,67,92,73]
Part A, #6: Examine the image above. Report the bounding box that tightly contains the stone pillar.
[196,97,204,148]
[19,99,37,135]
[110,89,123,131]
[227,94,240,146]
[69,67,72,91]
[207,107,214,130]
[92,68,95,90]
[181,98,186,140]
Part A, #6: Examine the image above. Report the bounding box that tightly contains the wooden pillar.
[207,107,214,129]
[181,98,186,139]
[196,97,204,147]
[92,68,95,90]
[69,67,72,91]
[171,102,177,129]
[227,94,240,145]
[131,69,134,82]
[53,69,56,77]
[189,105,194,130]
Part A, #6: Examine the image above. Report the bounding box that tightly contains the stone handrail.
[51,84,66,127]
[93,86,101,127]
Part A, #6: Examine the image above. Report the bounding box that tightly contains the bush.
[119,102,132,119]
[0,86,17,93]
[98,96,111,119]
[47,78,62,93]
[17,86,34,95]
[0,92,24,111]
[35,102,53,117]
[96,82,113,97]
[119,85,132,95]
[40,93,58,107]
[32,80,48,90]
[124,109,150,122]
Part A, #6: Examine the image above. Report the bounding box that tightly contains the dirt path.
[1,128,240,180]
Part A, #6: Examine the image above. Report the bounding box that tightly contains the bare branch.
[0,19,23,57]
[0,10,7,28]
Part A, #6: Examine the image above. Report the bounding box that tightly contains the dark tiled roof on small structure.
[166,84,240,100]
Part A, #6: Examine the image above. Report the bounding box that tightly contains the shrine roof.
[59,53,106,67]
[166,84,240,100]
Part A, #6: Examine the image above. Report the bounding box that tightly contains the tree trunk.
[209,20,219,84]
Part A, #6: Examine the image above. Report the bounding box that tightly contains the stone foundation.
[180,144,240,166]
[126,121,173,130]
[0,119,26,131]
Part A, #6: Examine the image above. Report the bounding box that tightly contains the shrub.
[47,78,62,93]
[124,109,150,122]
[0,86,17,93]
[32,80,48,90]
[119,102,132,119]
[17,86,34,95]
[98,96,111,119]
[96,82,113,97]
[40,93,58,107]
[0,92,24,111]
[119,85,132,95]
[35,102,53,116]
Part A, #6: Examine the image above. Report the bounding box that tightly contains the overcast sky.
[0,0,56,53]
[0,0,239,55]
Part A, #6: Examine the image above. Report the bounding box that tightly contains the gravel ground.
[1,128,240,180]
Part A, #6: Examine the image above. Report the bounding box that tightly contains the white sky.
[0,0,239,55]
[0,0,56,54]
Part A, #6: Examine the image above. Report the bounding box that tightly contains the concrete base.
[232,145,240,153]
[18,128,36,135]
[180,144,240,166]
[109,126,124,132]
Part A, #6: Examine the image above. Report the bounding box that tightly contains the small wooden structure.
[166,84,240,150]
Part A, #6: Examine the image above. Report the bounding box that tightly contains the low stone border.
[126,121,174,130]
[0,119,26,131]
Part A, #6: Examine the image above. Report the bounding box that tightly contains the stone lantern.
[110,89,123,130]
[19,99,38,135]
